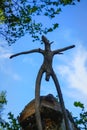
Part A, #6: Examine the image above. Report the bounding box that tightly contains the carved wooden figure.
[10,35,75,130]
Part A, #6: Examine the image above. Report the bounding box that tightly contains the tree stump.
[18,94,63,130]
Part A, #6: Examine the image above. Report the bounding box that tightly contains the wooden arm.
[10,48,43,59]
[53,45,75,55]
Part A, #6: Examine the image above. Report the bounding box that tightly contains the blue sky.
[0,0,87,119]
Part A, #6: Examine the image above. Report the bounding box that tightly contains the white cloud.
[0,45,11,71]
[0,44,21,81]
[55,44,87,102]
[11,73,21,81]
[0,44,12,59]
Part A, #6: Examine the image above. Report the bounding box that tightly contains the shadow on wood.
[18,94,63,130]
[18,94,80,130]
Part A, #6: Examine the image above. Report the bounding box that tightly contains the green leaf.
[53,23,59,29]
[74,101,84,109]
[52,2,59,6]
[31,6,38,13]
[0,91,7,104]
[47,28,53,32]
[24,17,31,23]
[55,8,61,14]
[0,9,6,23]
[44,12,49,16]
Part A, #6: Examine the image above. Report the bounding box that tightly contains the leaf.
[74,101,84,109]
[31,6,38,13]
[53,23,59,29]
[47,28,53,32]
[24,17,31,23]
[0,9,6,23]
[55,8,61,14]
[44,12,49,16]
[52,2,59,6]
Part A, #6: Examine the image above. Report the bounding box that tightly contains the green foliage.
[0,0,80,45]
[0,8,6,24]
[0,112,21,130]
[0,92,21,130]
[74,101,87,129]
[0,91,7,104]
[74,101,84,109]
[0,91,7,130]
[0,91,7,118]
[60,0,80,5]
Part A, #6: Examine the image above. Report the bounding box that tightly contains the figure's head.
[42,35,51,51]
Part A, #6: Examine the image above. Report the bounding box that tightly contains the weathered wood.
[19,94,80,130]
[18,94,63,130]
[10,35,75,130]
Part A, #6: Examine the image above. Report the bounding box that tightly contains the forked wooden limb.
[52,70,70,130]
[35,67,71,130]
[35,67,44,130]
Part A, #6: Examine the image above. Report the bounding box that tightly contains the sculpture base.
[18,94,63,130]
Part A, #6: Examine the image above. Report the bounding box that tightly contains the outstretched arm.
[53,45,75,55]
[10,48,43,59]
